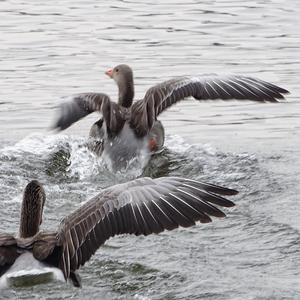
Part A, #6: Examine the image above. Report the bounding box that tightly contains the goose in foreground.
[0,178,237,288]
[53,64,289,169]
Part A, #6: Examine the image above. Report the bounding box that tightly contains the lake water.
[0,0,300,299]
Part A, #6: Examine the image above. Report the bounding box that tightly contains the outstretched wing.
[53,93,127,136]
[0,233,20,277]
[35,177,237,281]
[130,75,289,136]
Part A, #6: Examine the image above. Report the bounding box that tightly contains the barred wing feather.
[37,177,237,279]
[130,75,288,136]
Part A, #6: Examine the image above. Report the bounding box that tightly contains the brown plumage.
[0,177,238,287]
[19,180,45,238]
[53,64,288,134]
[52,64,288,168]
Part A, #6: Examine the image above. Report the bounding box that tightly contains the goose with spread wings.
[53,64,288,169]
[0,177,237,288]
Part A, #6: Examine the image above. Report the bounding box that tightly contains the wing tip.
[222,199,236,208]
[224,188,239,196]
[281,88,290,94]
[211,186,239,197]
[51,119,70,132]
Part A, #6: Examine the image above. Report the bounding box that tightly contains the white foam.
[165,134,218,156]
[0,133,71,156]
[0,133,104,180]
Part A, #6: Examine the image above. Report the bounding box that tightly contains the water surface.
[0,0,300,299]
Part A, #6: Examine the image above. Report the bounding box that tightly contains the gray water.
[1,0,300,299]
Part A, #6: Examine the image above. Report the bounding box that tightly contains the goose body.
[53,64,288,170]
[89,121,164,169]
[100,123,149,170]
[0,177,238,288]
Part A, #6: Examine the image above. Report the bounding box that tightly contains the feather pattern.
[0,177,237,285]
[54,93,115,131]
[33,177,237,280]
[53,66,288,140]
[130,75,288,136]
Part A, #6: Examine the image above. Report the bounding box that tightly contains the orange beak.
[105,68,113,78]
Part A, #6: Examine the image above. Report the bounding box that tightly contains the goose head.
[105,64,134,108]
[19,180,45,239]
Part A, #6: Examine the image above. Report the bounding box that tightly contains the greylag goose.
[0,177,237,288]
[53,64,289,168]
